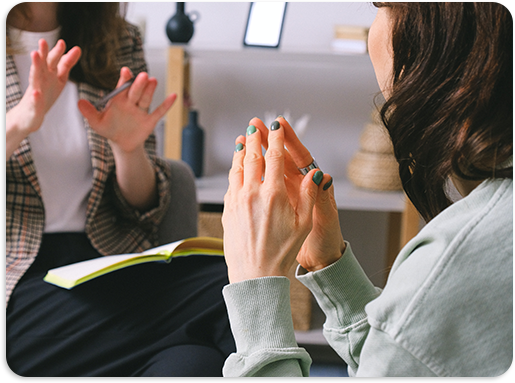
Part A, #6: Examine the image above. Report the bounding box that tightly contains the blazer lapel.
[6,54,42,197]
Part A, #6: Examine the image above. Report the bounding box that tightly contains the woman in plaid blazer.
[6,3,234,376]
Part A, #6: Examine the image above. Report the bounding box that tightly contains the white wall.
[126,2,377,50]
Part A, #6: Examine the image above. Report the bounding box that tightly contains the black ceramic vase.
[166,2,196,44]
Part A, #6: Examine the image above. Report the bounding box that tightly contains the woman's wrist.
[301,240,347,273]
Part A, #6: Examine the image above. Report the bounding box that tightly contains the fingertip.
[165,92,177,104]
[235,135,246,145]
[70,45,82,57]
[312,170,324,186]
[322,175,333,191]
[235,142,244,152]
[121,66,134,79]
[77,99,97,117]
[56,39,66,49]
[248,117,261,126]
[31,50,40,62]
[270,120,281,131]
[298,168,322,217]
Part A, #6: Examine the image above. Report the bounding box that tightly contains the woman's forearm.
[111,143,158,211]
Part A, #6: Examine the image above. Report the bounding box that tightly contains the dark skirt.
[6,233,235,377]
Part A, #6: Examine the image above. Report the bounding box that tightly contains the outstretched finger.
[37,39,49,63]
[137,77,158,111]
[228,135,246,190]
[57,46,81,81]
[277,116,314,169]
[149,93,177,125]
[243,124,264,186]
[47,39,66,70]
[264,119,286,186]
[249,117,269,150]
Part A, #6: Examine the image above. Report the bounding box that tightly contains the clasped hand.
[222,117,346,284]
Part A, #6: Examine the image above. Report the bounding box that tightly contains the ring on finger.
[298,158,319,175]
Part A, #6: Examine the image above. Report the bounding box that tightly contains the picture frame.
[243,2,288,48]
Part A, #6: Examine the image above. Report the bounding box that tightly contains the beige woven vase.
[347,117,402,191]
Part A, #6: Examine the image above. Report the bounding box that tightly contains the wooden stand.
[164,46,191,160]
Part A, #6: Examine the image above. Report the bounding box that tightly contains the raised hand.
[6,39,81,158]
[222,119,325,283]
[252,117,345,272]
[77,66,176,154]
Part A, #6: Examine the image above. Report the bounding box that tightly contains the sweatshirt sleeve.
[222,277,312,377]
[296,243,381,375]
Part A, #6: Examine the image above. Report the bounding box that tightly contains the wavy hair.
[7,2,127,89]
[375,2,513,222]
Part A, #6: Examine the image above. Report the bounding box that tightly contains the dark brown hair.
[375,2,513,222]
[7,2,127,89]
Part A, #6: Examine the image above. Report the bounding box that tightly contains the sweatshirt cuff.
[222,277,298,355]
[296,242,381,330]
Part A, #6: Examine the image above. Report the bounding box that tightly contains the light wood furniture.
[164,47,190,160]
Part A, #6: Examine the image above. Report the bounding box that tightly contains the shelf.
[180,45,371,67]
[196,174,406,213]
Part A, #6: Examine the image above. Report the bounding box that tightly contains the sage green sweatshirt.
[222,178,513,377]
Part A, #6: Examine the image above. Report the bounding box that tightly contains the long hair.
[7,2,127,89]
[375,2,513,222]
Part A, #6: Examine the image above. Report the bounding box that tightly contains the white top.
[9,26,93,233]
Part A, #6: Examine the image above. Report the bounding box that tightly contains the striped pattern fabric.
[5,23,172,305]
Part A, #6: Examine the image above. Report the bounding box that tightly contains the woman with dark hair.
[6,2,234,376]
[221,2,512,377]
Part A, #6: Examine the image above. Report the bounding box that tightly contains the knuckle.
[265,147,284,162]
[243,150,262,165]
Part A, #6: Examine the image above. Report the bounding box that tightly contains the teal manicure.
[323,177,333,191]
[235,143,244,152]
[246,125,257,135]
[270,121,281,131]
[312,170,324,186]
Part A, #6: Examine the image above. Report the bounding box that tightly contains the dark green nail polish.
[323,177,333,191]
[246,125,257,135]
[270,121,281,131]
[312,170,324,186]
[235,143,244,152]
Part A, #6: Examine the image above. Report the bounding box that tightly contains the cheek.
[368,16,393,97]
[368,28,392,96]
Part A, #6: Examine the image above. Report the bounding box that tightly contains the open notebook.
[43,237,223,289]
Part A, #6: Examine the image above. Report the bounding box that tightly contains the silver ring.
[298,159,319,175]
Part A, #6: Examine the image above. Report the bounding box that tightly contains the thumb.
[77,99,102,126]
[297,169,323,224]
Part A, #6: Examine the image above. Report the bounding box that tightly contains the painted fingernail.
[312,170,324,186]
[235,143,244,152]
[270,121,281,131]
[246,125,257,135]
[323,177,333,191]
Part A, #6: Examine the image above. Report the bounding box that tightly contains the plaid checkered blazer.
[5,23,171,304]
